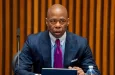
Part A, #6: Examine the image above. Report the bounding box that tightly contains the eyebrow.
[48,17,66,20]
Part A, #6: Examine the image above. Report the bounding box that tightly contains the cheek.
[47,25,54,30]
[62,25,67,30]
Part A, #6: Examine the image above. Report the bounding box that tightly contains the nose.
[55,21,61,29]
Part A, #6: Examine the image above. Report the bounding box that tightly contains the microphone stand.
[17,28,20,68]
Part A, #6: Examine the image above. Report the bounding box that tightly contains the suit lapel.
[40,31,52,68]
[64,32,78,68]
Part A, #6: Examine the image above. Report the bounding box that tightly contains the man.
[14,4,100,75]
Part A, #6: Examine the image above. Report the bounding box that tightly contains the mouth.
[54,32,61,34]
[54,31,62,35]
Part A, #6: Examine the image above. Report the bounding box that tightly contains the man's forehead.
[48,17,67,19]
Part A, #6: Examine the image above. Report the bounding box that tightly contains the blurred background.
[0,0,115,75]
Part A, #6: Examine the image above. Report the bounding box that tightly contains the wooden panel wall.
[0,0,115,75]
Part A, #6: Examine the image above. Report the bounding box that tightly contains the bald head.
[47,4,68,18]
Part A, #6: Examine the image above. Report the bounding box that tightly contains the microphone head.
[17,28,20,37]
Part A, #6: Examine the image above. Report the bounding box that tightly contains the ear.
[67,18,69,26]
[46,18,48,26]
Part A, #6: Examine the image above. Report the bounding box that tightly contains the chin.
[54,35,62,38]
[51,32,63,38]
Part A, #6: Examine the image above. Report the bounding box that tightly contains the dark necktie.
[54,39,63,68]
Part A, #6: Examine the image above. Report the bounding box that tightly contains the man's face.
[46,8,69,38]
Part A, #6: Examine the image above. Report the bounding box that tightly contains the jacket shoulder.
[27,31,47,40]
[68,32,87,42]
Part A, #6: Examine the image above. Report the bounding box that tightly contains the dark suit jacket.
[14,31,100,75]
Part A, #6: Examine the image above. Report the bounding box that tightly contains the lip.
[54,32,61,35]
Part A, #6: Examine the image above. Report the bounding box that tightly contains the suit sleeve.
[80,39,100,75]
[14,36,36,75]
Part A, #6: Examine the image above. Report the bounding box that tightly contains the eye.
[61,19,66,22]
[59,19,66,24]
[49,19,57,24]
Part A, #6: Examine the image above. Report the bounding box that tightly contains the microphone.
[17,28,20,68]
[17,28,20,38]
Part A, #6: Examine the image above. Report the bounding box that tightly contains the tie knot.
[55,39,60,46]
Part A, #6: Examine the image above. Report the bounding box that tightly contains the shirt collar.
[49,32,66,46]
